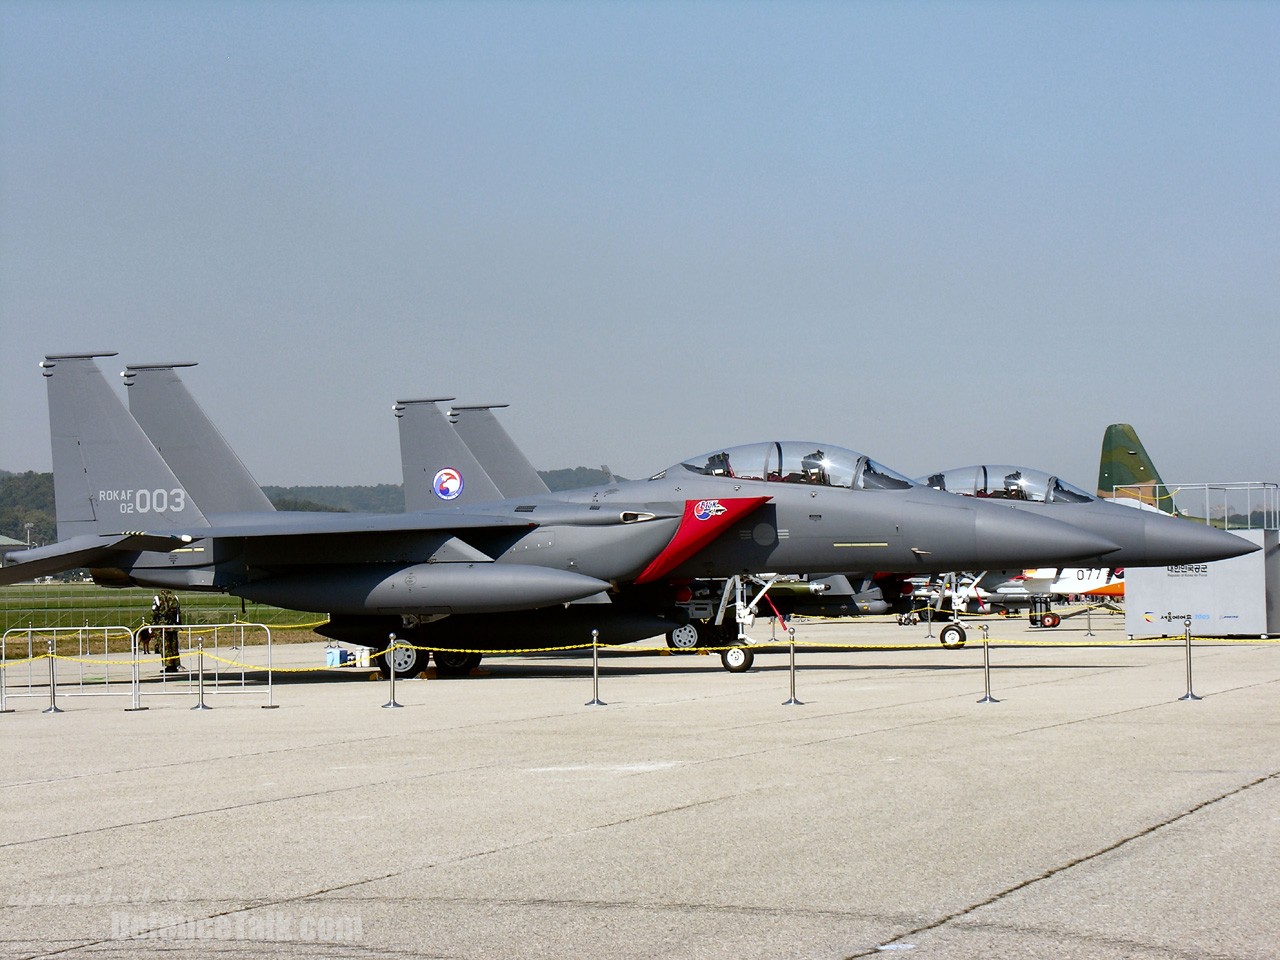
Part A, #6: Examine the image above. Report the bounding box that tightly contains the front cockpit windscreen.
[916,465,1095,503]
[673,442,913,490]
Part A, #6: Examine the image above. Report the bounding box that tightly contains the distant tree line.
[0,470,55,546]
[260,484,403,513]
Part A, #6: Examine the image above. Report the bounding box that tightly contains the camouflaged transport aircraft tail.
[1096,423,1177,514]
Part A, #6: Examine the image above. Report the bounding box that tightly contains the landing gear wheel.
[378,642,427,679]
[720,646,755,673]
[434,650,483,676]
[939,623,967,649]
[1040,612,1061,629]
[666,622,701,651]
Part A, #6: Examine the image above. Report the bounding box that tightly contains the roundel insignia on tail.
[433,468,464,501]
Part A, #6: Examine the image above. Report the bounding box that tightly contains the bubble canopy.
[658,442,914,491]
[915,465,1095,504]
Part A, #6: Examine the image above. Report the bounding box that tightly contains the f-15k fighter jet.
[3,353,1132,677]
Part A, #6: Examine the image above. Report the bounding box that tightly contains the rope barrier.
[3,633,1276,675]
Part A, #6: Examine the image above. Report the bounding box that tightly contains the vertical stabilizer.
[1097,423,1176,513]
[42,354,208,540]
[395,398,504,510]
[450,404,549,497]
[124,363,276,513]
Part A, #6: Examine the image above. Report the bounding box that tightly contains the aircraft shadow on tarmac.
[174,649,1143,686]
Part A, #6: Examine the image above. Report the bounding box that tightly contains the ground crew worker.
[150,590,183,672]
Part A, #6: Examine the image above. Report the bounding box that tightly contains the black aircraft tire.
[666,622,702,652]
[939,623,967,649]
[1041,612,1062,629]
[720,647,755,673]
[378,642,428,679]
[434,650,483,676]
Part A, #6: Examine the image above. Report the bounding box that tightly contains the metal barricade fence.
[1,624,135,699]
[0,621,274,706]
[145,622,275,702]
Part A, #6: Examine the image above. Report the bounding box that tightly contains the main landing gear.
[375,641,483,679]
[665,619,756,673]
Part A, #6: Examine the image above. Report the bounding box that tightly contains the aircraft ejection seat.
[705,452,733,476]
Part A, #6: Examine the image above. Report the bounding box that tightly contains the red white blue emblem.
[693,499,727,520]
[433,468,464,501]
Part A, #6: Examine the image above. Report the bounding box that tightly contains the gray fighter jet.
[4,353,1131,677]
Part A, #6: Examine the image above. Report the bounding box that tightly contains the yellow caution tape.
[6,633,1276,675]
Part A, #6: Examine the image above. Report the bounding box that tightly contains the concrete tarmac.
[3,611,1279,959]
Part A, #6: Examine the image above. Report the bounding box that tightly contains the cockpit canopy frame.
[916,465,1095,504]
[656,442,914,491]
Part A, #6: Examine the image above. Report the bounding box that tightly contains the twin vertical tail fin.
[1096,423,1177,514]
[448,404,550,497]
[394,398,504,510]
[42,353,209,541]
[123,362,276,514]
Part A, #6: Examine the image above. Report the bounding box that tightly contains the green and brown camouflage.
[1096,423,1176,514]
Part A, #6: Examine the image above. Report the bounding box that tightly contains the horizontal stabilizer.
[0,532,194,585]
[168,510,538,540]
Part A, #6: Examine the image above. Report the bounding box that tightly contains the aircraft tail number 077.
[99,489,188,514]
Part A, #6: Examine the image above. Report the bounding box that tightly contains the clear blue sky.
[2,1,1276,489]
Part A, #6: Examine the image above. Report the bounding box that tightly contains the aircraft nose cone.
[1140,514,1259,564]
[972,507,1118,566]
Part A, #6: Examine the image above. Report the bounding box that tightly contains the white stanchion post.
[783,626,803,706]
[191,640,212,710]
[977,623,999,704]
[1179,616,1202,701]
[382,633,403,709]
[586,629,606,706]
[42,639,63,714]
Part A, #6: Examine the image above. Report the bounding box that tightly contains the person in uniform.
[151,590,183,672]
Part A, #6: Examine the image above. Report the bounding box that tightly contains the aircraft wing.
[0,513,548,586]
[180,510,543,540]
